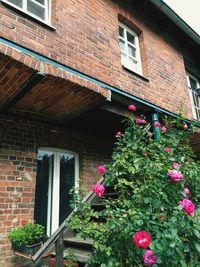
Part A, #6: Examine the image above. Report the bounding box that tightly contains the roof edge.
[149,0,200,46]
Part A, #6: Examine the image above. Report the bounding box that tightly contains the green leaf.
[144,197,150,204]
[136,219,143,226]
[194,243,200,253]
[169,241,176,248]
[193,229,200,239]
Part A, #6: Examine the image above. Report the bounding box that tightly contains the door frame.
[37,147,79,236]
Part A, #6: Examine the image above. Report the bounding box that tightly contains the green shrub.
[8,222,45,248]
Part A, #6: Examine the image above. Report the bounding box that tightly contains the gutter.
[149,0,200,46]
[1,37,200,127]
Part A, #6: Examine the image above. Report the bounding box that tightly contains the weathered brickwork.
[0,0,194,118]
[0,115,113,265]
[0,0,199,264]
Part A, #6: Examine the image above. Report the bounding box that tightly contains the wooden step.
[64,237,93,248]
[103,191,118,198]
[64,247,91,263]
[91,203,106,211]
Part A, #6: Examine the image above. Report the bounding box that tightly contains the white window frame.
[119,22,142,75]
[1,0,51,25]
[187,73,200,120]
[38,148,79,236]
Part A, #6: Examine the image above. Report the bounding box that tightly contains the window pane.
[192,92,198,107]
[189,77,197,89]
[35,0,45,4]
[119,40,125,52]
[196,108,200,120]
[129,57,137,64]
[27,1,45,19]
[59,153,75,224]
[127,31,135,44]
[128,45,136,57]
[7,0,23,7]
[119,26,124,38]
[34,151,54,232]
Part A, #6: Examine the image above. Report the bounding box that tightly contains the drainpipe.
[152,112,160,141]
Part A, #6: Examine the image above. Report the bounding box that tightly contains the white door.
[34,148,79,236]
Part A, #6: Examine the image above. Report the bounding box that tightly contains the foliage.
[68,115,200,266]
[64,250,78,266]
[8,222,45,248]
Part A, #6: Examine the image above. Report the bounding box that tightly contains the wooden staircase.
[31,183,118,267]
[62,185,118,266]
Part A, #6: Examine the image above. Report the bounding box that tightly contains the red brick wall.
[0,115,113,265]
[0,0,194,119]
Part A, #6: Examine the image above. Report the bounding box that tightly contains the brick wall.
[0,0,194,119]
[0,115,113,265]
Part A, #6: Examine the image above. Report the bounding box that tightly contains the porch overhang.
[0,42,110,124]
[188,132,200,159]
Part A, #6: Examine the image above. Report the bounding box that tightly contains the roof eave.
[149,0,200,47]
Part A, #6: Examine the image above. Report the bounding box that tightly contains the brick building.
[0,0,200,265]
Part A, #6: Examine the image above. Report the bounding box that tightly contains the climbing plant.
[68,106,200,266]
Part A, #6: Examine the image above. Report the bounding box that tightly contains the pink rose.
[92,184,105,197]
[179,198,195,216]
[97,165,106,174]
[136,118,147,125]
[167,169,184,182]
[115,131,123,138]
[164,147,171,152]
[154,121,161,128]
[172,162,180,169]
[143,250,157,266]
[183,123,188,130]
[128,105,136,111]
[161,126,167,133]
[183,187,190,196]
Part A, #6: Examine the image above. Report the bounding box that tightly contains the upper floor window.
[187,73,200,120]
[1,0,51,24]
[119,22,142,75]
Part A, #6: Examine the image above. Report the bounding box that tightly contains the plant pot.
[12,242,42,256]
[48,257,79,267]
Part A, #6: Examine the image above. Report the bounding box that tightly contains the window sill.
[1,0,56,31]
[122,65,149,82]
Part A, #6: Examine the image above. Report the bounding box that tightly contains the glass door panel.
[59,153,75,224]
[34,150,54,236]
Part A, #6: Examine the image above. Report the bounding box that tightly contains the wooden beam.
[101,101,132,118]
[0,72,45,113]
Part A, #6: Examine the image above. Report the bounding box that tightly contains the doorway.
[34,148,79,236]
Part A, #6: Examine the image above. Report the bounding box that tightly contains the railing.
[32,179,104,266]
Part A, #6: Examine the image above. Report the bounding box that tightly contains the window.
[119,22,142,74]
[187,73,200,120]
[1,0,51,24]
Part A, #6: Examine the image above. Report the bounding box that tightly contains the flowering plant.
[167,169,184,182]
[97,165,106,174]
[69,114,200,266]
[8,221,45,248]
[92,184,105,197]
[143,250,157,266]
[179,198,195,216]
[133,231,151,249]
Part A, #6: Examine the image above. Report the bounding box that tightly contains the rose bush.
[68,114,200,266]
